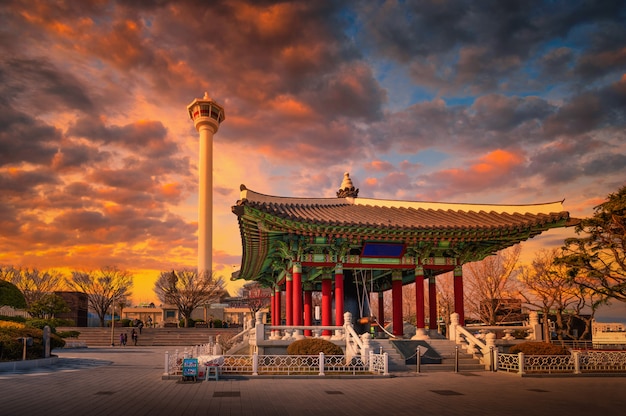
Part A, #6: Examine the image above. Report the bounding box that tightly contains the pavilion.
[231,173,572,337]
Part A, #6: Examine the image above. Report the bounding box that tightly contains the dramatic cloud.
[0,0,624,302]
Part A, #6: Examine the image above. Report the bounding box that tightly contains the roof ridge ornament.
[337,172,359,198]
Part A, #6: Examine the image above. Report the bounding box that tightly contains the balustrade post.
[449,313,459,342]
[518,352,525,376]
[383,352,389,376]
[369,350,374,372]
[255,311,266,344]
[252,352,259,376]
[163,350,170,376]
[573,350,581,374]
[485,333,496,370]
[319,352,325,376]
[528,311,542,341]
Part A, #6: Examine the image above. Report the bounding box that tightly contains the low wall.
[0,356,58,372]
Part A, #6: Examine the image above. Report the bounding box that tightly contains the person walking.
[131,329,138,346]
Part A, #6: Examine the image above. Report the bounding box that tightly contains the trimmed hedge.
[0,326,65,361]
[287,338,343,355]
[509,342,570,355]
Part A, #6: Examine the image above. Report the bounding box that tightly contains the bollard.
[164,351,170,376]
[454,345,459,373]
[252,352,259,376]
[416,346,421,373]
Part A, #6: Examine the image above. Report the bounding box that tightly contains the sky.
[1,1,625,319]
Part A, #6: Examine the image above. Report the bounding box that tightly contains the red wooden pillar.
[275,286,281,325]
[415,266,426,329]
[292,262,302,326]
[303,284,312,336]
[377,292,384,335]
[335,263,344,326]
[392,271,403,337]
[270,291,275,326]
[285,272,293,326]
[428,277,437,330]
[321,274,332,336]
[454,266,465,324]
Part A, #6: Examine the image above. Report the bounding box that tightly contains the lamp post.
[110,304,115,347]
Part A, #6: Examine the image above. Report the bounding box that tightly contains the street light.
[110,304,115,347]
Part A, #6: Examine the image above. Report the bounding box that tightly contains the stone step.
[57,327,240,347]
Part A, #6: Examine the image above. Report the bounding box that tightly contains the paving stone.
[1,346,626,415]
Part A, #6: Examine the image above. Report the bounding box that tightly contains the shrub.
[57,330,81,338]
[0,326,65,361]
[25,318,73,333]
[0,321,25,330]
[509,342,570,355]
[0,315,27,323]
[180,318,196,327]
[287,338,344,355]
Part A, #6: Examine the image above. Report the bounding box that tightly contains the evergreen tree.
[559,185,626,302]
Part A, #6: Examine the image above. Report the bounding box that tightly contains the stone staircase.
[421,338,486,372]
[369,336,485,372]
[369,338,412,371]
[57,327,241,347]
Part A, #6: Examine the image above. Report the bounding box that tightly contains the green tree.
[67,266,133,327]
[28,293,70,319]
[0,279,27,309]
[559,185,626,302]
[154,269,224,327]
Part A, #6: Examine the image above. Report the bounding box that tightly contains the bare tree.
[436,272,455,331]
[464,246,521,324]
[154,269,224,327]
[244,285,272,315]
[0,265,20,282]
[67,266,134,327]
[6,267,65,306]
[519,248,605,341]
[402,282,415,324]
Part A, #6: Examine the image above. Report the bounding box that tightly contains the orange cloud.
[160,182,182,199]
[471,149,524,174]
[365,160,394,172]
[270,95,314,118]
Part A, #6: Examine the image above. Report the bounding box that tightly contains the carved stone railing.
[448,311,543,369]
[250,311,371,362]
[163,351,388,376]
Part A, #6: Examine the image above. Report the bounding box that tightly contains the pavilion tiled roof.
[234,186,570,232]
[232,185,572,281]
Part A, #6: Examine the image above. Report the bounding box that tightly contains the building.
[54,291,88,327]
[231,172,573,338]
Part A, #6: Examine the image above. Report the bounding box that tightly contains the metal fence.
[498,350,626,375]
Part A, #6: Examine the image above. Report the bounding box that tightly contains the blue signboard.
[182,358,198,380]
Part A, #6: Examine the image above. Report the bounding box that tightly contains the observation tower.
[187,92,225,274]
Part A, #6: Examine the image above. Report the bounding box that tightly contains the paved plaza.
[1,346,625,416]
